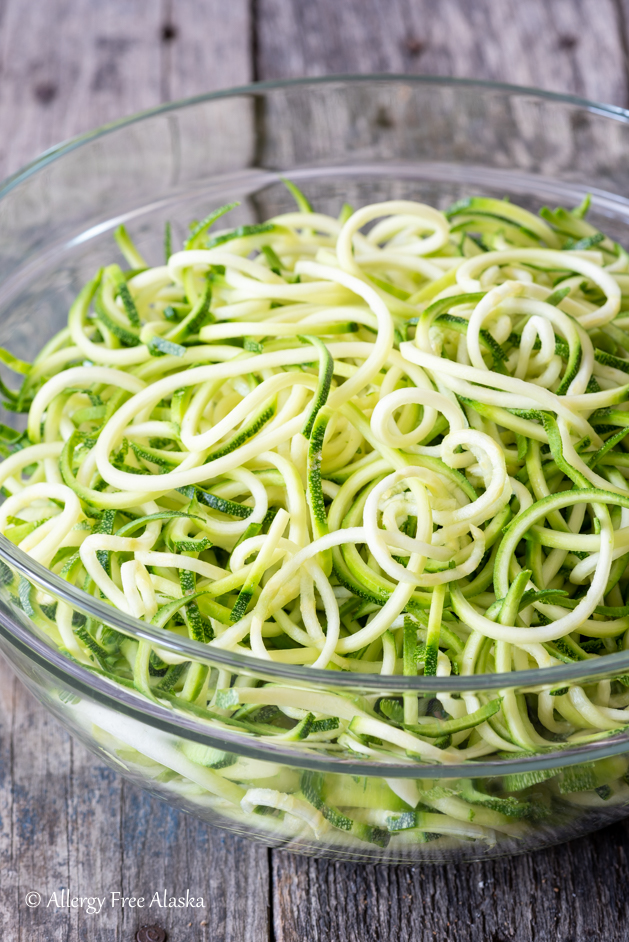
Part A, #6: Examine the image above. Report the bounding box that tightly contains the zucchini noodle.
[5,189,629,849]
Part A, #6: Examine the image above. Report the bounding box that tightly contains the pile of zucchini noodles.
[4,186,629,847]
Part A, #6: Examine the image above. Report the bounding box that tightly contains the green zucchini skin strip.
[434,313,507,370]
[206,399,276,463]
[307,407,332,573]
[151,588,232,628]
[166,275,214,342]
[281,177,314,213]
[299,335,334,438]
[495,488,629,599]
[115,225,147,268]
[447,197,561,247]
[406,698,502,737]
[185,201,239,250]
[177,484,253,519]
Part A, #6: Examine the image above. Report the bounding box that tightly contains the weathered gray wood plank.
[0,1,264,941]
[272,822,629,942]
[0,0,252,179]
[256,0,628,107]
[165,0,252,102]
[0,654,271,942]
[0,0,164,178]
[255,2,629,941]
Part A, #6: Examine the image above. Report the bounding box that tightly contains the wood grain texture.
[0,0,252,178]
[254,2,629,941]
[0,1,264,940]
[0,657,270,942]
[272,823,629,942]
[256,0,629,107]
[0,0,162,178]
[164,0,252,102]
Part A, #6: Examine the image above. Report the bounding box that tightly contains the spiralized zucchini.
[5,186,629,791]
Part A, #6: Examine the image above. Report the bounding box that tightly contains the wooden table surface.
[2,2,629,940]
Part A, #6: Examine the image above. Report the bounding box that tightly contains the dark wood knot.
[161,23,178,42]
[136,927,167,942]
[558,34,578,51]
[33,81,58,105]
[404,36,426,57]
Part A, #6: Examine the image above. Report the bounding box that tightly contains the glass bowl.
[3,76,629,864]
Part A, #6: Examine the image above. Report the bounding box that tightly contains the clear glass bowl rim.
[2,73,629,695]
[6,596,629,778]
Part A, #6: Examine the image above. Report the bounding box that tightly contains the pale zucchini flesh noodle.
[5,187,629,784]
